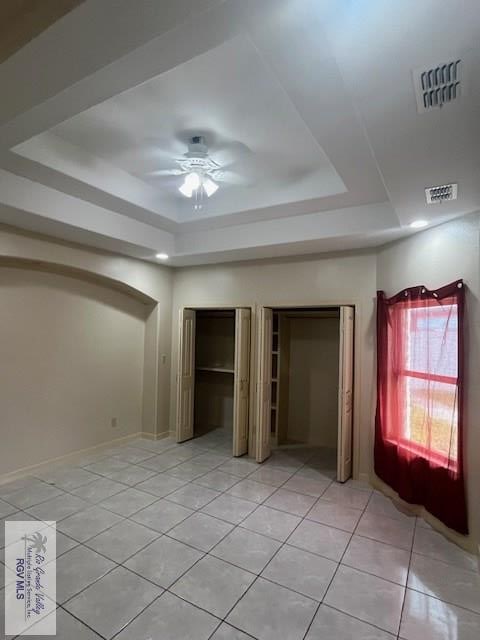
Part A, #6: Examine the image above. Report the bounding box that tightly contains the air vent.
[413,60,462,113]
[425,183,458,204]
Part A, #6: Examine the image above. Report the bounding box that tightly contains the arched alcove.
[0,258,164,476]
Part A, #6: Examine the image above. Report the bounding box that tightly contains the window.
[400,303,459,465]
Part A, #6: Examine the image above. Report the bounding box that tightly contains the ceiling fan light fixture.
[178,181,193,198]
[203,177,219,197]
[178,171,201,197]
[186,172,201,190]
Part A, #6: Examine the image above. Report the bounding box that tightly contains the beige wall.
[171,252,377,479]
[0,225,173,441]
[287,317,339,448]
[0,267,146,475]
[377,213,480,552]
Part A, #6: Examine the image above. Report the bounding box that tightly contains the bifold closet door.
[176,308,195,442]
[255,307,273,462]
[233,308,251,456]
[337,306,354,481]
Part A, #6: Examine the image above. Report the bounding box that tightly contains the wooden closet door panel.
[337,306,354,481]
[256,306,272,462]
[233,308,251,457]
[176,308,195,442]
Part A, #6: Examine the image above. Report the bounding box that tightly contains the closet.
[256,306,354,481]
[176,307,251,456]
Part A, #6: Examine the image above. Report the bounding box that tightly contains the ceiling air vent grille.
[413,60,462,113]
[425,183,458,204]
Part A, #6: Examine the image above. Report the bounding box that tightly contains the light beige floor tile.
[343,535,410,585]
[262,544,337,600]
[227,577,317,640]
[400,589,480,640]
[325,565,405,635]
[408,553,480,613]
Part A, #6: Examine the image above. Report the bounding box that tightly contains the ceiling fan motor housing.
[186,135,209,158]
[179,136,220,174]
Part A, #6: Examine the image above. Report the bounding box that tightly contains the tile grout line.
[52,438,235,637]
[3,441,359,639]
[200,451,342,638]
[202,456,315,639]
[108,439,270,640]
[6,443,230,617]
[3,440,328,523]
[396,511,417,639]
[299,475,374,640]
[5,437,477,638]
[59,442,296,637]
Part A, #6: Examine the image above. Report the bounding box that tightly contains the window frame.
[394,302,459,469]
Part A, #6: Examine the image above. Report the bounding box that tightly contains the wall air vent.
[413,60,462,113]
[425,183,458,204]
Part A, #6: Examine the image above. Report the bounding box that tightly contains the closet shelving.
[271,314,280,442]
[270,311,290,446]
[196,366,234,374]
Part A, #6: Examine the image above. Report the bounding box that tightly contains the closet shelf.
[196,366,235,374]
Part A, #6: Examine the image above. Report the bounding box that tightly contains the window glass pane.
[405,376,458,460]
[406,304,457,377]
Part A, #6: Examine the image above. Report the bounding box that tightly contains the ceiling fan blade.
[146,168,184,177]
[143,136,186,157]
[210,140,253,168]
[210,170,251,186]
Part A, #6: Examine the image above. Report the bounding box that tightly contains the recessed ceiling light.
[156,253,169,260]
[409,220,429,229]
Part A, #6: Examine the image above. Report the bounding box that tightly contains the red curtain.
[375,280,468,534]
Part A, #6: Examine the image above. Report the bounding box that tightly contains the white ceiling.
[37,35,348,221]
[0,0,478,266]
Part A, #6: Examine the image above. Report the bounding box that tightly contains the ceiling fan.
[147,135,245,202]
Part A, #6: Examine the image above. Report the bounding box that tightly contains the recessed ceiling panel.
[50,35,346,221]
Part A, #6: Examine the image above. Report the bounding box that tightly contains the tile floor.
[1,429,479,639]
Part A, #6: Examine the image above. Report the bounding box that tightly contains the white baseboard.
[139,430,170,441]
[0,430,168,486]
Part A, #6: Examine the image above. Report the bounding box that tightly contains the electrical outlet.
[111,417,118,428]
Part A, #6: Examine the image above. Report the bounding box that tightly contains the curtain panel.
[375,279,468,534]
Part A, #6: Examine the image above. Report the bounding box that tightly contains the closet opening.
[257,306,354,481]
[194,310,235,441]
[176,307,251,456]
